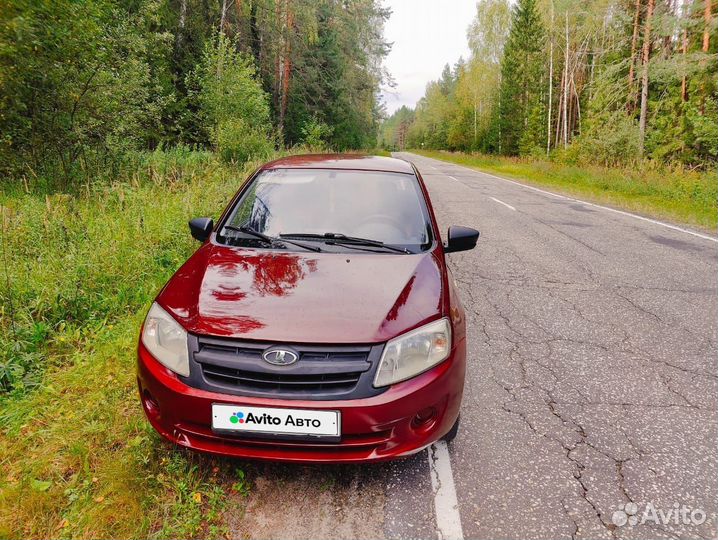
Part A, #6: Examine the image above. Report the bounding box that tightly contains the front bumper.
[137,338,466,463]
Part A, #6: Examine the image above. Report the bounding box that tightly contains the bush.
[566,112,641,167]
[300,118,333,151]
[192,33,272,164]
[217,119,274,163]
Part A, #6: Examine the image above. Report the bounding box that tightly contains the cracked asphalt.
[228,152,717,540]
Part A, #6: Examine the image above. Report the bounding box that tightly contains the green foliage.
[194,33,271,135]
[0,0,175,180]
[0,147,217,393]
[567,111,641,166]
[383,0,717,170]
[300,117,334,150]
[216,118,274,164]
[518,103,547,157]
[413,149,717,229]
[1,0,389,184]
[498,0,545,155]
[192,33,273,164]
[379,106,415,150]
[0,150,259,538]
[283,0,391,150]
[390,0,511,154]
[468,0,511,63]
[687,99,718,159]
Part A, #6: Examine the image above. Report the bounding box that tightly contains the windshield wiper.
[279,232,410,254]
[222,225,322,252]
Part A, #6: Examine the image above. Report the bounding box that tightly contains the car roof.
[261,153,415,175]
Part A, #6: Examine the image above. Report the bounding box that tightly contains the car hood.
[156,243,444,343]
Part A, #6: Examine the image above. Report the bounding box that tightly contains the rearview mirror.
[444,225,479,253]
[189,217,214,242]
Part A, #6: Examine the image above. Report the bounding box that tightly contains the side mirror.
[189,217,214,242]
[444,225,479,253]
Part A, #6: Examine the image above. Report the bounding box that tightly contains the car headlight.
[373,318,452,387]
[141,302,190,377]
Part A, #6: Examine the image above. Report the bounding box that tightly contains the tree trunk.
[176,0,188,48]
[700,0,713,113]
[220,0,229,33]
[681,27,688,102]
[233,0,243,37]
[278,1,294,135]
[562,11,569,149]
[638,0,655,158]
[274,0,283,116]
[555,70,563,148]
[249,0,261,64]
[546,0,554,156]
[628,0,642,112]
[662,0,674,59]
[473,92,478,146]
[588,44,595,102]
[497,71,502,154]
[703,0,712,52]
[574,74,581,135]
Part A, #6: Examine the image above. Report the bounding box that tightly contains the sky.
[380,0,476,115]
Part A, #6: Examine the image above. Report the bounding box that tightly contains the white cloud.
[380,0,475,114]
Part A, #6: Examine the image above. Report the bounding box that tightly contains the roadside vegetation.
[381,0,717,225]
[0,150,260,538]
[1,0,391,186]
[413,149,717,229]
[382,0,716,168]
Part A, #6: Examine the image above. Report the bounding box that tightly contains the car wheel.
[442,415,460,442]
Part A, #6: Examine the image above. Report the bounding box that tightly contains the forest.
[380,0,717,169]
[1,0,390,186]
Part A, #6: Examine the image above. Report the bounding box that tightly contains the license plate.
[211,404,340,437]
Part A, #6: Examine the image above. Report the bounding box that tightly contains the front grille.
[201,366,363,392]
[184,335,386,400]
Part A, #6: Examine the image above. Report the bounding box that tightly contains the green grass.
[411,149,718,230]
[0,147,276,538]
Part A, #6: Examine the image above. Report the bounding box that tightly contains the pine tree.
[497,0,545,155]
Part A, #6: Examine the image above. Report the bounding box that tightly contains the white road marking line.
[571,200,718,243]
[429,157,717,243]
[490,196,516,211]
[447,175,459,181]
[472,168,569,200]
[428,442,464,540]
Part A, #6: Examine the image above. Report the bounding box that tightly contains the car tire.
[442,415,460,442]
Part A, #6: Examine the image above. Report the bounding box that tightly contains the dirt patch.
[227,462,387,540]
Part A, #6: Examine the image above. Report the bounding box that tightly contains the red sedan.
[137,154,479,462]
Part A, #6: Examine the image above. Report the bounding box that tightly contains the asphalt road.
[229,152,717,540]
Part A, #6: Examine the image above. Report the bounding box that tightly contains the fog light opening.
[411,406,438,430]
[142,389,160,418]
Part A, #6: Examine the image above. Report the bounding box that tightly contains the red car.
[137,154,479,462]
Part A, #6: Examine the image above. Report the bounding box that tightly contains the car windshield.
[218,168,433,253]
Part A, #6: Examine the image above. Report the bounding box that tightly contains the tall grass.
[1,147,250,393]
[0,147,267,538]
[412,149,718,229]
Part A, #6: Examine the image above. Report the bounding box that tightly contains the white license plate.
[211,404,340,437]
